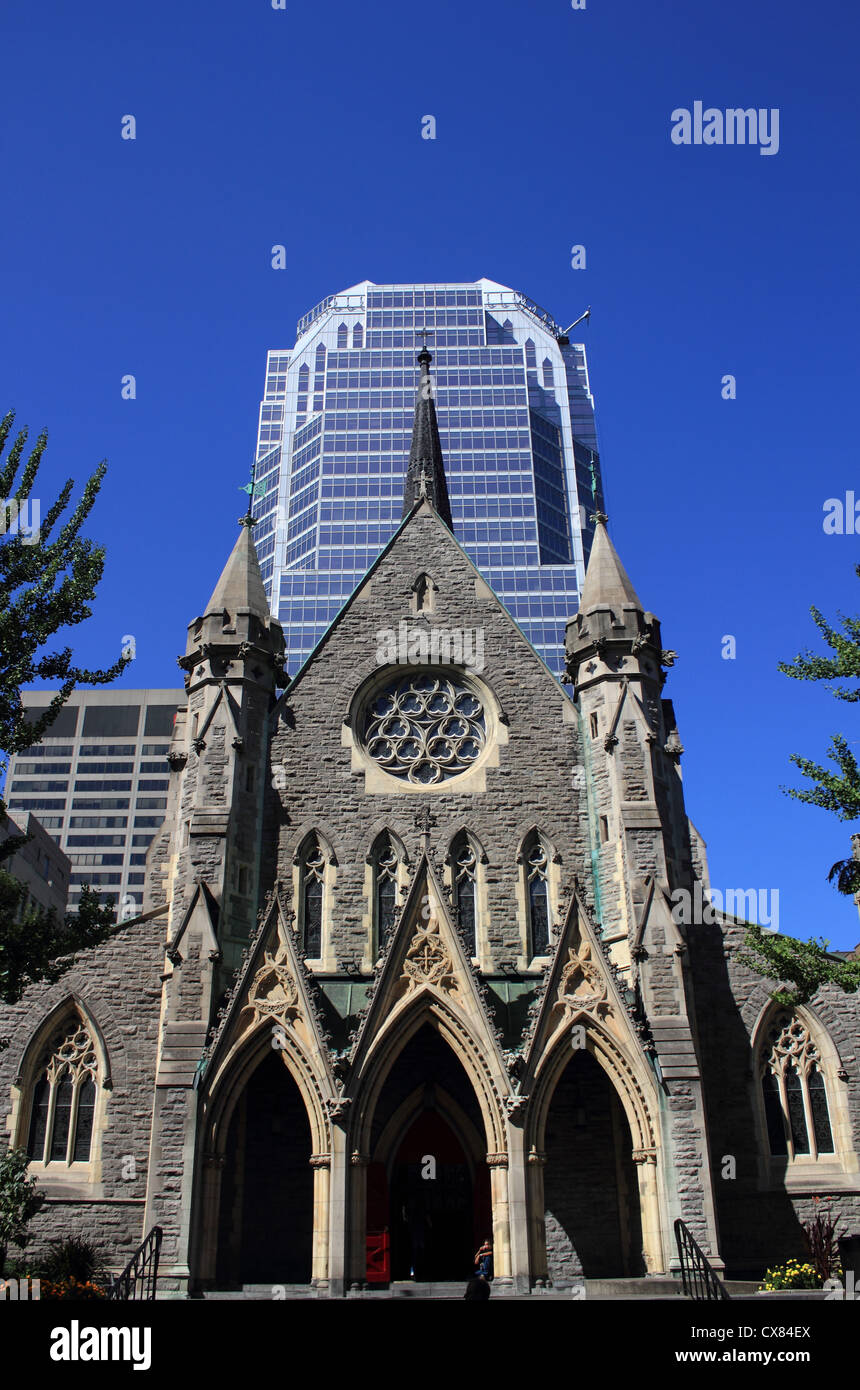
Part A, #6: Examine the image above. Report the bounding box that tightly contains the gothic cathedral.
[2,351,858,1295]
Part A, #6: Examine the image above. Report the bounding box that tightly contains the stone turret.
[565,514,722,1265]
[143,520,285,1289]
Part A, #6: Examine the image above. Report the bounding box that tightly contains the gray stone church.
[2,349,858,1295]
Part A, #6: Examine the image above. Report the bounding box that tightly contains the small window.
[299,836,326,957]
[453,838,478,956]
[524,837,550,957]
[352,323,364,349]
[589,712,599,737]
[599,816,609,843]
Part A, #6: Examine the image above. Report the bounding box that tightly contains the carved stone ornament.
[557,942,609,1016]
[248,947,299,1022]
[504,1094,528,1120]
[402,916,456,994]
[325,1094,352,1122]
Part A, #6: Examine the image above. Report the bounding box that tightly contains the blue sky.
[1,0,859,945]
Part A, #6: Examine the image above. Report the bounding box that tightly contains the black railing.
[674,1219,730,1301]
[107,1225,163,1301]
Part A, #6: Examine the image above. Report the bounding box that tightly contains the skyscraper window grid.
[253,279,604,677]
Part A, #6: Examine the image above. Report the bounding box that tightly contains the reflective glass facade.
[253,279,604,677]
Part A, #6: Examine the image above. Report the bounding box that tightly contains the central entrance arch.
[365,1023,492,1283]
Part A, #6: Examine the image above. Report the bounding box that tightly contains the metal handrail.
[107,1225,163,1301]
[674,1218,731,1301]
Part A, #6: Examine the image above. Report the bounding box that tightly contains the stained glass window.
[373,835,399,951]
[760,1012,837,1161]
[453,840,478,955]
[363,674,485,785]
[26,1020,98,1164]
[301,839,325,957]
[526,840,550,957]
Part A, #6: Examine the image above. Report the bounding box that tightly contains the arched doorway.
[544,1049,644,1280]
[366,1024,492,1283]
[216,1050,313,1285]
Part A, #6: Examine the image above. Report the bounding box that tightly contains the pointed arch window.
[759,1012,835,1160]
[371,833,400,953]
[525,338,537,370]
[352,322,364,349]
[542,357,555,389]
[412,573,435,614]
[337,322,349,349]
[26,1019,99,1166]
[299,836,326,958]
[524,836,551,958]
[452,838,478,956]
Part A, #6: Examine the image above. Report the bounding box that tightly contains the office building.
[252,279,605,677]
[3,690,184,917]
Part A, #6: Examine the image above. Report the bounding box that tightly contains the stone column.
[309,1154,331,1286]
[526,1148,548,1287]
[194,1151,226,1286]
[503,1124,532,1295]
[347,1151,370,1291]
[326,1125,348,1298]
[632,1148,663,1273]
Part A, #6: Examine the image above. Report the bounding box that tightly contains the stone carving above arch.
[246,946,300,1022]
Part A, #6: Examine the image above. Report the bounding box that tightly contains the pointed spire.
[204,524,271,620]
[401,346,453,529]
[578,513,643,614]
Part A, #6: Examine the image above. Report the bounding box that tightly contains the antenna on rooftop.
[557,306,591,344]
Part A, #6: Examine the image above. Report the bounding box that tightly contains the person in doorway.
[474,1238,493,1281]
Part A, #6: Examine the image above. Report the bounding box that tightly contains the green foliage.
[0,877,118,1007]
[782,735,860,821]
[778,564,860,702]
[0,409,131,1023]
[42,1233,101,1283]
[0,1148,46,1274]
[0,409,129,768]
[802,1197,842,1281]
[739,923,860,1007]
[778,565,860,914]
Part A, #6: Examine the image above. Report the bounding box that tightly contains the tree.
[739,922,860,1008]
[0,1147,46,1274]
[0,410,130,1017]
[741,570,860,1005]
[778,563,860,895]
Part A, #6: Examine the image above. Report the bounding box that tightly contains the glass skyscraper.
[251,279,604,677]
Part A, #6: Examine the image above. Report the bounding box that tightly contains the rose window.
[363,674,486,784]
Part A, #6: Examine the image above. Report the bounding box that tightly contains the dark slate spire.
[401,346,453,529]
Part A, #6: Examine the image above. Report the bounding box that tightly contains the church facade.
[2,352,858,1295]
